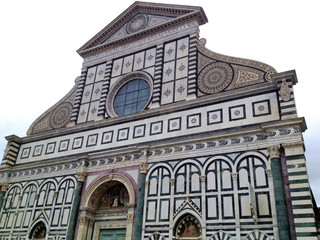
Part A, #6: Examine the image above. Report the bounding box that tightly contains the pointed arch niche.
[173,214,202,240]
[28,221,48,240]
[76,173,136,240]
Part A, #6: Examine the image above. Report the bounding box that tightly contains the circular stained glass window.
[113,79,150,116]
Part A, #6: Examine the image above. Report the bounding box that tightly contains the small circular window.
[105,72,153,117]
[114,79,150,116]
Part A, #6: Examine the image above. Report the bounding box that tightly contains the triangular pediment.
[77,1,207,58]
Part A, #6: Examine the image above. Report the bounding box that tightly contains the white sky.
[0,0,319,202]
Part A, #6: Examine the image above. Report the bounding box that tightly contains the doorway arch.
[77,173,136,240]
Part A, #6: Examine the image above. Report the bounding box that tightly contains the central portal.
[100,229,126,240]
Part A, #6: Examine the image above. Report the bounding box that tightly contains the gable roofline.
[77,1,208,58]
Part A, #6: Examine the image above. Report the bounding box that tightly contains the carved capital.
[127,212,134,222]
[140,162,148,174]
[200,176,206,182]
[268,145,280,159]
[79,216,91,224]
[0,182,9,192]
[88,219,95,228]
[76,171,87,182]
[170,179,175,186]
[231,173,238,181]
[266,169,272,178]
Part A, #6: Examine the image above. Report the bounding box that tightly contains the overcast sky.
[0,0,319,202]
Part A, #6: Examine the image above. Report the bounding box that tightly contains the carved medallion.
[126,14,149,34]
[279,80,291,102]
[50,102,72,129]
[198,62,233,94]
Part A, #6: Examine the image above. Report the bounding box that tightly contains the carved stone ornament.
[200,176,206,182]
[268,145,280,159]
[279,80,291,102]
[140,162,148,174]
[170,178,175,186]
[88,219,95,228]
[76,171,87,182]
[231,173,238,181]
[127,212,134,222]
[0,182,9,192]
[198,62,233,94]
[197,38,207,47]
[265,169,273,178]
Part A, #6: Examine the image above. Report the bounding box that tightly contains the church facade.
[0,2,319,240]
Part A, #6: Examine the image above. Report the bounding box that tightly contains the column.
[0,183,8,210]
[133,161,148,240]
[169,178,175,239]
[200,175,207,239]
[66,171,86,240]
[268,145,290,239]
[232,173,241,239]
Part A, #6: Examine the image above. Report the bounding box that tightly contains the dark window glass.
[113,79,150,116]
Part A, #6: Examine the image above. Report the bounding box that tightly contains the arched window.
[37,182,56,207]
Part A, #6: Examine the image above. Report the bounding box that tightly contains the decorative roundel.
[50,102,73,129]
[126,14,149,34]
[198,62,233,94]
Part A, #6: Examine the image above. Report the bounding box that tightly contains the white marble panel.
[77,103,90,124]
[143,67,155,77]
[145,48,156,68]
[160,200,169,220]
[112,58,123,77]
[122,55,134,74]
[207,172,216,190]
[175,57,188,79]
[177,37,189,58]
[161,82,174,105]
[23,211,31,227]
[0,213,6,228]
[256,167,267,186]
[176,175,185,193]
[53,209,60,225]
[257,193,270,216]
[207,197,217,218]
[62,208,70,225]
[240,195,251,216]
[95,63,106,82]
[149,178,157,195]
[15,211,23,227]
[133,51,145,71]
[82,85,93,104]
[87,101,100,121]
[162,176,170,194]
[174,78,188,102]
[163,61,175,83]
[222,170,231,189]
[91,82,103,101]
[164,41,176,62]
[86,175,99,190]
[191,173,200,192]
[223,195,233,217]
[86,66,97,85]
[147,201,156,220]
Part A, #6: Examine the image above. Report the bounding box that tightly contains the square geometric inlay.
[253,100,271,117]
[229,105,246,121]
[207,109,223,125]
[133,124,146,138]
[33,145,43,157]
[59,140,69,152]
[87,134,98,147]
[168,117,181,132]
[72,137,84,149]
[21,147,31,159]
[117,128,129,141]
[101,131,113,144]
[46,142,56,154]
[187,113,201,129]
[150,121,163,135]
